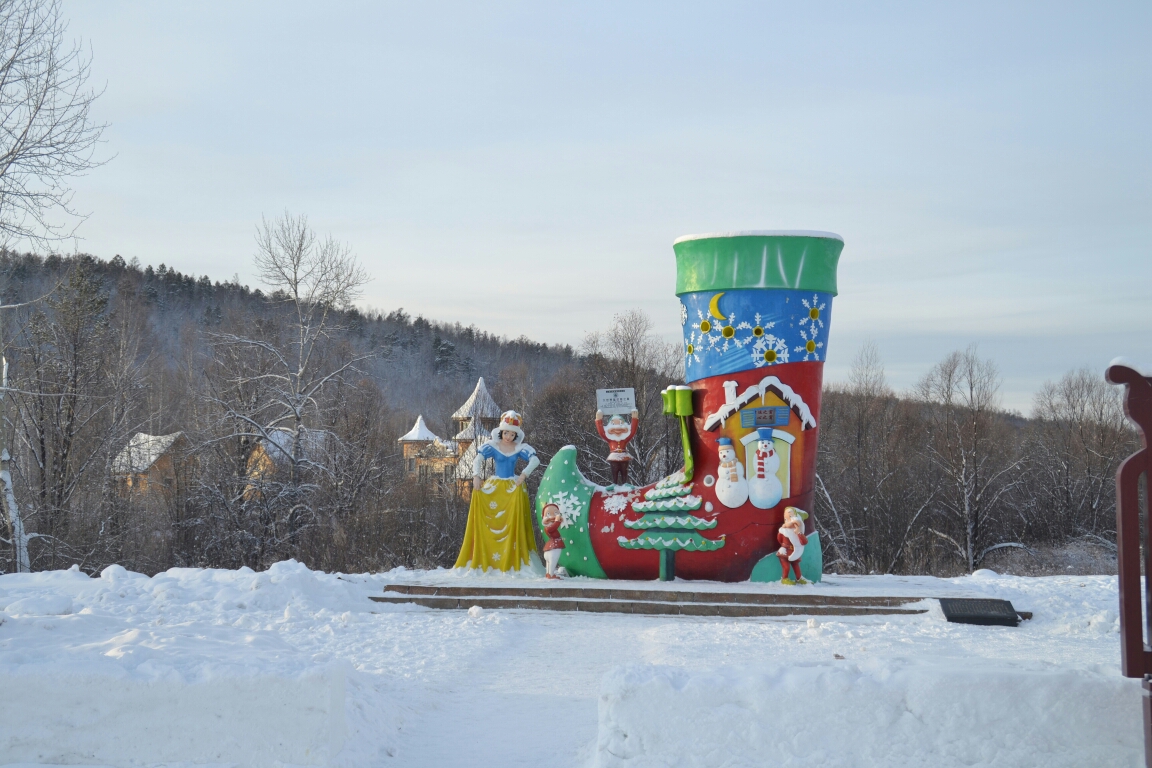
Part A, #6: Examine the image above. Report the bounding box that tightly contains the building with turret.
[397,377,502,493]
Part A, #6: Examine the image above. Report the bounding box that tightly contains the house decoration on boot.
[536,231,841,582]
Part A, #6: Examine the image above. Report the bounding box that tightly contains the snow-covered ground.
[0,562,1138,767]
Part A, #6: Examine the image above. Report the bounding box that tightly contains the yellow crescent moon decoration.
[708,292,726,320]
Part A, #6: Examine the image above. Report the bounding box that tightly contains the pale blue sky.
[63,1,1151,412]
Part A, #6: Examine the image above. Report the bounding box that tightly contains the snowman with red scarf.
[747,427,783,510]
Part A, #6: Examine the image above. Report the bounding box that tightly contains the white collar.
[489,441,521,457]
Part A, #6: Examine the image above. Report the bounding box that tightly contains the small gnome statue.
[541,502,566,579]
[595,408,639,486]
[777,506,809,584]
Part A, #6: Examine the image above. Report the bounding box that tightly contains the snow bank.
[597,659,1141,768]
[0,560,399,767]
[1,663,348,767]
[0,561,1132,767]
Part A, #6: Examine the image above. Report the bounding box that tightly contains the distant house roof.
[112,432,185,474]
[258,427,330,466]
[398,415,441,443]
[451,377,501,421]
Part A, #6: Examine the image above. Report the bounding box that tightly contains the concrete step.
[380,583,927,607]
[371,584,932,617]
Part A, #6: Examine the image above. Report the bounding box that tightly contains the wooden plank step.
[380,583,927,608]
[370,593,930,618]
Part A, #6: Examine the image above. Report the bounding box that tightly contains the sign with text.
[740,406,790,429]
[596,388,636,415]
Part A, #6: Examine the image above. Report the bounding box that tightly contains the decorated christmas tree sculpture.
[537,231,842,582]
[617,385,723,580]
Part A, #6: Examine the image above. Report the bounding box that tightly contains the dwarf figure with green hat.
[777,506,809,584]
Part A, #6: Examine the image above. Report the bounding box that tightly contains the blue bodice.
[479,442,536,478]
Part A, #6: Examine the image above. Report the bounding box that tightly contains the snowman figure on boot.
[747,428,783,510]
[777,506,809,584]
[714,437,748,508]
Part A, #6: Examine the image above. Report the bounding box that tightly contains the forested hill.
[0,250,577,437]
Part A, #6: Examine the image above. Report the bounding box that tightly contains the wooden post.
[1105,362,1152,768]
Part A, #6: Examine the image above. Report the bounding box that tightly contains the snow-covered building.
[113,432,189,496]
[451,377,501,449]
[244,427,332,501]
[398,415,457,482]
[397,378,502,494]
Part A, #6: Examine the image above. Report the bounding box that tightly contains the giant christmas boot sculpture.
[536,231,842,582]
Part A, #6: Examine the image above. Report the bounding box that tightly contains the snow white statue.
[454,410,541,572]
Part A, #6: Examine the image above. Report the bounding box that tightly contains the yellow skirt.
[454,477,538,571]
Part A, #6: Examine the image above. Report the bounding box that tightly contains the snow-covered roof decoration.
[452,377,501,421]
[703,376,816,432]
[454,415,486,441]
[112,432,185,474]
[398,415,441,443]
[456,440,476,475]
[417,439,457,458]
[456,433,493,477]
[259,428,330,466]
[673,230,843,245]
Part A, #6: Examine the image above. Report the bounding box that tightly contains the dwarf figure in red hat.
[777,506,809,584]
[541,502,566,579]
[595,408,639,486]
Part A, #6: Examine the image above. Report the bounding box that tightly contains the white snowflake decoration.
[795,328,824,361]
[693,308,724,351]
[752,334,789,367]
[791,294,827,361]
[679,302,688,326]
[684,335,701,364]
[549,491,584,529]
[799,294,826,332]
[686,305,779,367]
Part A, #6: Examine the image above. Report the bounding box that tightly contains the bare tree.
[7,261,146,569]
[0,0,107,571]
[581,309,683,484]
[917,346,1025,571]
[195,213,372,563]
[1025,367,1135,548]
[814,342,937,574]
[0,0,107,248]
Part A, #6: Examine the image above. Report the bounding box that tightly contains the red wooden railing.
[1106,362,1152,765]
